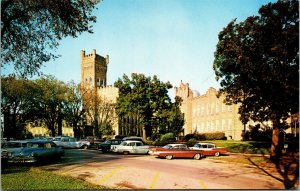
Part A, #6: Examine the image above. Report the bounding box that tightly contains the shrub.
[184,134,195,141]
[160,133,175,142]
[187,138,198,147]
[203,132,226,140]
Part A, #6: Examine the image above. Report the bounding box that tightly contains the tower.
[81,49,109,88]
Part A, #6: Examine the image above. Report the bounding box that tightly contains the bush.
[186,138,198,147]
[184,132,226,141]
[184,134,195,141]
[160,133,175,142]
[203,132,226,140]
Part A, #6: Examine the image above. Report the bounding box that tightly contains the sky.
[3,0,276,98]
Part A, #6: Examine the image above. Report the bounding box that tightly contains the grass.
[209,155,269,166]
[1,166,108,190]
[206,140,271,155]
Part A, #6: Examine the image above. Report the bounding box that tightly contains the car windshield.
[162,145,172,149]
[3,142,26,148]
[104,140,111,144]
[120,142,127,146]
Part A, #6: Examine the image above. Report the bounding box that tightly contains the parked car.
[148,144,204,160]
[111,140,149,155]
[189,142,228,157]
[2,140,29,164]
[98,139,122,153]
[122,136,147,144]
[6,140,64,164]
[81,136,105,148]
[53,136,90,149]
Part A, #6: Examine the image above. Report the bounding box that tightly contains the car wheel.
[123,151,129,155]
[214,152,220,157]
[166,155,173,160]
[82,145,88,150]
[194,153,201,160]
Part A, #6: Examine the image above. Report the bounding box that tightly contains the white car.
[53,136,90,149]
[111,140,149,155]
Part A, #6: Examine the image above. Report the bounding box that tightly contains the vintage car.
[2,140,29,164]
[111,140,149,155]
[53,136,90,149]
[6,140,64,163]
[98,139,122,153]
[122,136,146,143]
[148,144,204,160]
[81,136,105,148]
[189,142,228,157]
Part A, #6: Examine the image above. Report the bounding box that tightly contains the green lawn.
[207,140,271,155]
[1,166,108,190]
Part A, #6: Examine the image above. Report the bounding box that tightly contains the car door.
[134,142,148,154]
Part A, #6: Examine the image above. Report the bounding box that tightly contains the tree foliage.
[214,0,298,125]
[1,75,35,139]
[1,0,100,76]
[213,0,299,188]
[114,73,184,139]
[63,81,85,139]
[81,86,116,138]
[30,75,68,137]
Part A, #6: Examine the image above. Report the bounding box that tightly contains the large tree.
[30,75,68,137]
[82,86,116,138]
[114,73,181,139]
[1,75,35,139]
[62,81,85,139]
[213,0,298,188]
[1,0,100,76]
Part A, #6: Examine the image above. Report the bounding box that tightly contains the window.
[207,104,210,115]
[228,119,232,130]
[211,103,214,114]
[136,142,142,146]
[45,143,51,148]
[222,119,226,131]
[216,120,219,131]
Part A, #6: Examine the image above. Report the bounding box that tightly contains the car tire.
[194,153,201,160]
[82,145,88,150]
[166,155,173,160]
[123,151,129,155]
[214,152,220,157]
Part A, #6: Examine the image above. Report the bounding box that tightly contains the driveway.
[40,149,284,189]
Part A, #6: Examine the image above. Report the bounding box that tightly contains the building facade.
[175,81,245,140]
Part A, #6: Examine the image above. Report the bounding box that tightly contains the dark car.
[98,139,122,153]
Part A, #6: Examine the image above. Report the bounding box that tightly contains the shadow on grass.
[247,150,299,189]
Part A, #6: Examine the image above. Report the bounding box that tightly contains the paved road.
[40,149,284,189]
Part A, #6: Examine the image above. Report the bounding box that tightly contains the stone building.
[80,49,119,136]
[175,81,245,140]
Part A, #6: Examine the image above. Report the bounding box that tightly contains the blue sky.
[3,0,275,97]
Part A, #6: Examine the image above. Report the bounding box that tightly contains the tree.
[30,75,68,137]
[1,0,100,76]
[213,0,298,188]
[114,73,175,139]
[63,81,85,139]
[1,75,35,139]
[82,86,116,138]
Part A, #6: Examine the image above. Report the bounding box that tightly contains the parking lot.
[39,149,284,189]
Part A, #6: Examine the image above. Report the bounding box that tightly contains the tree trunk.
[73,121,79,139]
[142,127,146,140]
[270,127,281,163]
[57,113,62,136]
